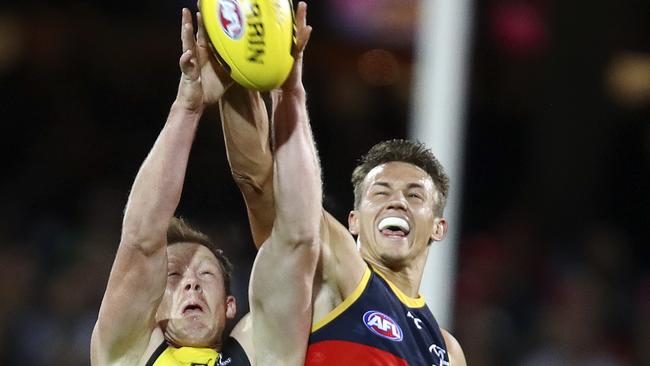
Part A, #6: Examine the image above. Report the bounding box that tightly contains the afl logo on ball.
[363,310,403,341]
[219,0,244,40]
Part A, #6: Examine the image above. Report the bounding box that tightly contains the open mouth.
[182,303,204,316]
[378,217,410,238]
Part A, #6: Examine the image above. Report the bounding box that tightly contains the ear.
[348,210,360,235]
[225,295,236,320]
[430,217,448,243]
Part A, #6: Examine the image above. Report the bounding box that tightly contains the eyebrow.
[407,183,426,190]
[372,182,392,189]
[371,181,425,190]
[197,258,219,267]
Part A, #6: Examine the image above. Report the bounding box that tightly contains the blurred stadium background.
[0,0,648,364]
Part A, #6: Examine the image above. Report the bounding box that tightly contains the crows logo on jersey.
[363,310,403,341]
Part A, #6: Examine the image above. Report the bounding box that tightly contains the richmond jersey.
[305,266,450,365]
[145,337,250,366]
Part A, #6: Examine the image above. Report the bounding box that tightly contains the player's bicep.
[249,234,318,364]
[92,243,167,364]
[250,233,318,316]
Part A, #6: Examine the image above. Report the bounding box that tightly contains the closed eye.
[167,272,180,277]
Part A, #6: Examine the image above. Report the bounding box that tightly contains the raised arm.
[269,5,319,250]
[91,9,226,365]
[216,1,364,308]
[248,3,320,365]
[219,87,274,248]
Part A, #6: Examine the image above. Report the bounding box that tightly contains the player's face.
[349,162,447,270]
[156,243,236,348]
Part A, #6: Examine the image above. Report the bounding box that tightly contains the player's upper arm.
[229,313,255,365]
[91,239,167,365]
[220,86,275,248]
[442,329,467,366]
[321,211,367,297]
[248,228,319,365]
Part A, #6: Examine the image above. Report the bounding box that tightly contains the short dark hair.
[351,139,449,215]
[167,217,234,296]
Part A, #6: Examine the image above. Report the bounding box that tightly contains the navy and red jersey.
[305,266,450,365]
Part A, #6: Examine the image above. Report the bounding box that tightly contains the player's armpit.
[442,329,467,366]
[91,246,165,366]
[320,210,367,299]
[227,313,254,366]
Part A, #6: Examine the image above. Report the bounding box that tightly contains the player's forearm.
[121,103,201,254]
[272,86,322,246]
[219,85,275,247]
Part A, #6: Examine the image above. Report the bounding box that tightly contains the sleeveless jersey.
[145,336,250,366]
[305,266,450,366]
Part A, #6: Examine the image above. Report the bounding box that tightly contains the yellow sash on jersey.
[151,345,220,366]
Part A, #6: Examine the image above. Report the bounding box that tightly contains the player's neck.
[368,258,425,298]
[162,334,220,351]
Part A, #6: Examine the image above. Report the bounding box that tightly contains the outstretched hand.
[176,8,233,112]
[278,1,312,95]
[195,11,234,103]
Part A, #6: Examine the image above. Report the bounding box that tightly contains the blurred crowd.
[0,0,648,365]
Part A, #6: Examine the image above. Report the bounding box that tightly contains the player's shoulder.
[90,326,165,366]
[440,328,467,366]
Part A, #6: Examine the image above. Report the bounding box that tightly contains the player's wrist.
[278,82,306,100]
[174,78,206,112]
[171,98,204,117]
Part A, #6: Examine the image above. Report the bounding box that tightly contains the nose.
[386,191,408,211]
[182,275,201,292]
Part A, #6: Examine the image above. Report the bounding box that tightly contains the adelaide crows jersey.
[305,266,450,365]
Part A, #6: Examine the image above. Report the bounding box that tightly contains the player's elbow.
[119,223,166,257]
[285,230,320,250]
[275,223,320,251]
[231,168,272,195]
[231,170,261,191]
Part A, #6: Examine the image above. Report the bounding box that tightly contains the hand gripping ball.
[200,0,296,91]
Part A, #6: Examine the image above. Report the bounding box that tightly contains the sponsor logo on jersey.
[216,353,232,365]
[363,310,403,341]
[219,0,244,40]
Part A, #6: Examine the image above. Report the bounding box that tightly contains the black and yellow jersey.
[145,337,249,366]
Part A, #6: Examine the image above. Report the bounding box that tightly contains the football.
[200,0,296,91]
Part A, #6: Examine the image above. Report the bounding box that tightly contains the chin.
[182,336,215,348]
[379,240,410,258]
[179,330,218,348]
[169,319,219,348]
